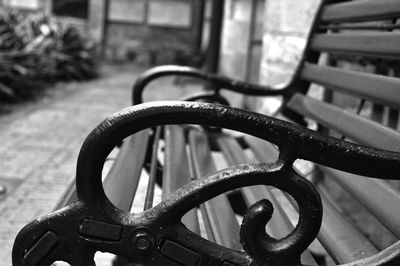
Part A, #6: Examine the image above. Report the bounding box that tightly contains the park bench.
[11,0,400,265]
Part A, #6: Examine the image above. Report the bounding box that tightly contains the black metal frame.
[12,101,400,266]
[12,0,400,265]
[130,0,325,124]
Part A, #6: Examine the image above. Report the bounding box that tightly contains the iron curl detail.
[146,162,322,265]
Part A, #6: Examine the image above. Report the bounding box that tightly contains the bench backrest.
[279,0,400,255]
[284,0,400,126]
[120,0,400,263]
[12,1,400,265]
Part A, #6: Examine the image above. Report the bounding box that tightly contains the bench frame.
[12,100,400,266]
[12,0,400,265]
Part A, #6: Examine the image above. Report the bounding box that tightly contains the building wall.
[219,0,264,81]
[260,0,319,85]
[254,0,320,114]
[2,0,43,10]
[105,0,201,63]
[2,0,201,63]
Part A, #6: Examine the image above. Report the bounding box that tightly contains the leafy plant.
[0,8,99,102]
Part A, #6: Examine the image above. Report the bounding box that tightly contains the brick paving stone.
[0,64,146,265]
[0,64,208,265]
[0,147,59,180]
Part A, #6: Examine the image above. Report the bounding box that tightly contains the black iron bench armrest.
[132,65,288,105]
[12,101,400,266]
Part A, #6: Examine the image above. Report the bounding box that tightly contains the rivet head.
[136,237,150,250]
[132,230,155,253]
[0,184,7,195]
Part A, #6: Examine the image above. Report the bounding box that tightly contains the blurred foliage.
[0,9,98,102]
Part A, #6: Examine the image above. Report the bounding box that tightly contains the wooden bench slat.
[300,63,400,109]
[311,33,400,58]
[321,0,400,23]
[217,136,318,265]
[276,184,378,264]
[244,136,279,164]
[53,179,78,210]
[216,136,280,215]
[188,130,241,249]
[144,127,162,210]
[287,93,400,152]
[244,136,377,263]
[316,186,378,263]
[321,166,400,239]
[163,125,192,196]
[287,94,400,237]
[216,136,288,234]
[53,132,150,211]
[163,125,200,234]
[320,23,400,32]
[102,130,150,211]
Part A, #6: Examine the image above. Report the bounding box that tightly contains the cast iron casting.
[132,65,287,106]
[12,101,400,266]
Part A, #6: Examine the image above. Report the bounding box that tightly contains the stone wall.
[255,0,320,114]
[260,0,319,85]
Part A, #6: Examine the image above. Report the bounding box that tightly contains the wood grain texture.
[300,63,400,109]
[287,94,400,152]
[163,125,200,234]
[188,130,241,249]
[103,130,150,211]
[311,33,400,58]
[321,0,400,22]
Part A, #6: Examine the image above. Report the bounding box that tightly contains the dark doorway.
[52,0,89,19]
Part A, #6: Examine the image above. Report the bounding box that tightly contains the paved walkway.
[0,63,326,265]
[0,64,154,265]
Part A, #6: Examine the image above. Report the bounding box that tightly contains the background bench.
[12,0,400,265]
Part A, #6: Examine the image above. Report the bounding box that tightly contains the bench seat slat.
[288,93,400,236]
[287,93,400,152]
[321,166,400,239]
[53,179,78,210]
[320,23,400,31]
[103,130,150,211]
[300,63,400,109]
[215,136,261,209]
[164,125,200,234]
[217,136,318,265]
[188,130,241,249]
[144,127,162,210]
[321,0,400,23]
[244,136,378,263]
[55,131,151,211]
[316,186,378,263]
[311,33,400,58]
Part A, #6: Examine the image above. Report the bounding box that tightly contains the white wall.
[256,0,320,114]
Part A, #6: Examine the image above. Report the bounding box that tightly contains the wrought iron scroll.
[12,101,400,266]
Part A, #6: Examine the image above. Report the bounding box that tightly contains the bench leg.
[112,256,132,266]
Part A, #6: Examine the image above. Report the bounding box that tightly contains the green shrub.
[0,9,99,102]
